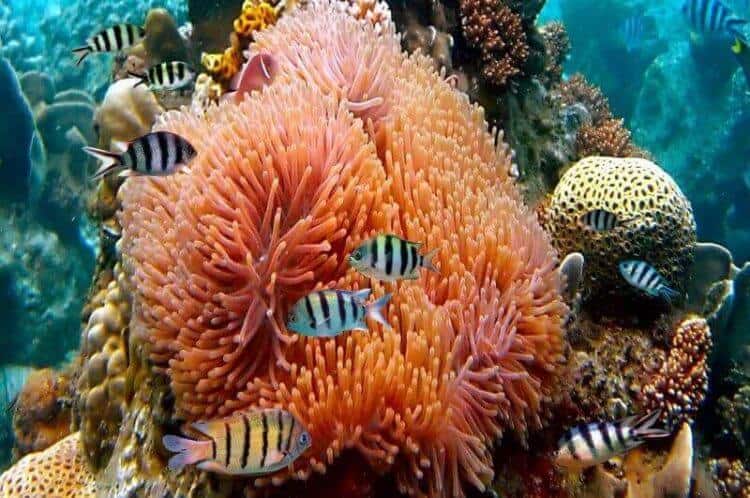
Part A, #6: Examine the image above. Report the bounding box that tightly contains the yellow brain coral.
[0,433,96,498]
[118,2,566,497]
[543,156,696,302]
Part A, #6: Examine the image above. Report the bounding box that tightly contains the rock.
[0,58,35,201]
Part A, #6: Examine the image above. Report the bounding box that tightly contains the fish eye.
[298,431,311,447]
[351,249,362,261]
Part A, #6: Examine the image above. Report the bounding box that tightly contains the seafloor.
[0,0,748,497]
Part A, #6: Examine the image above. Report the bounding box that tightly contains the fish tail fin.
[366,293,392,330]
[83,146,122,181]
[631,410,672,440]
[72,46,90,66]
[127,71,148,87]
[659,285,682,304]
[162,435,211,471]
[421,248,440,273]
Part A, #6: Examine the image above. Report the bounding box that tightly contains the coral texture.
[640,316,711,425]
[118,3,566,497]
[459,0,529,87]
[74,265,131,469]
[576,118,644,158]
[539,21,569,86]
[12,368,72,458]
[711,458,750,498]
[543,156,696,302]
[0,432,96,498]
[557,73,611,124]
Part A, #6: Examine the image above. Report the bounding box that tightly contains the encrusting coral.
[542,156,696,305]
[0,432,96,498]
[117,2,566,497]
[640,316,711,426]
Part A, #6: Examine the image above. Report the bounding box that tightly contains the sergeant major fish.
[286,289,391,337]
[72,24,145,66]
[579,209,633,232]
[682,0,748,41]
[348,234,438,282]
[555,410,670,470]
[619,259,681,302]
[162,408,311,475]
[83,131,196,180]
[130,61,195,91]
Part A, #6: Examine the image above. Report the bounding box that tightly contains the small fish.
[619,260,681,302]
[163,408,311,476]
[286,289,391,337]
[72,24,145,66]
[621,15,646,52]
[224,52,278,103]
[348,234,438,282]
[83,131,196,181]
[555,410,670,470]
[733,37,750,86]
[130,61,195,91]
[579,209,632,231]
[682,0,748,41]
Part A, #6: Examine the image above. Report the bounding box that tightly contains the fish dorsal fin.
[351,289,372,303]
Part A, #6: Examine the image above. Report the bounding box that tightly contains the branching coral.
[118,3,566,497]
[576,118,645,158]
[539,21,569,86]
[641,316,711,426]
[557,73,611,124]
[710,458,750,498]
[459,0,529,87]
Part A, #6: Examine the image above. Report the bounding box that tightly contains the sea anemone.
[118,2,565,496]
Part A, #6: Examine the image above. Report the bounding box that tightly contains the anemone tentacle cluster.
[118,2,566,497]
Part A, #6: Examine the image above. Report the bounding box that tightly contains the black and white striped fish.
[162,408,311,475]
[130,61,195,91]
[555,410,670,470]
[619,259,681,302]
[72,24,145,66]
[621,15,646,52]
[579,209,633,232]
[682,0,749,41]
[348,234,438,281]
[286,289,391,337]
[83,131,196,181]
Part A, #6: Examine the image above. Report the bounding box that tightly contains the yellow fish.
[163,408,311,475]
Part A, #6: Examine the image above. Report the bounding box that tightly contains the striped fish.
[619,259,681,302]
[621,15,646,52]
[83,131,196,181]
[682,0,748,40]
[72,24,145,66]
[130,61,195,91]
[348,234,438,281]
[555,410,670,470]
[579,209,632,231]
[162,408,311,476]
[286,289,391,337]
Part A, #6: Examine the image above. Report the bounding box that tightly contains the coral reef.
[459,0,530,88]
[0,432,96,498]
[74,266,131,469]
[640,316,711,426]
[12,368,73,460]
[710,458,750,498]
[539,21,569,86]
[94,78,162,151]
[542,156,696,306]
[113,3,566,497]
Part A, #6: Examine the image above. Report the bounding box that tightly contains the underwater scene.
[1,0,750,496]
